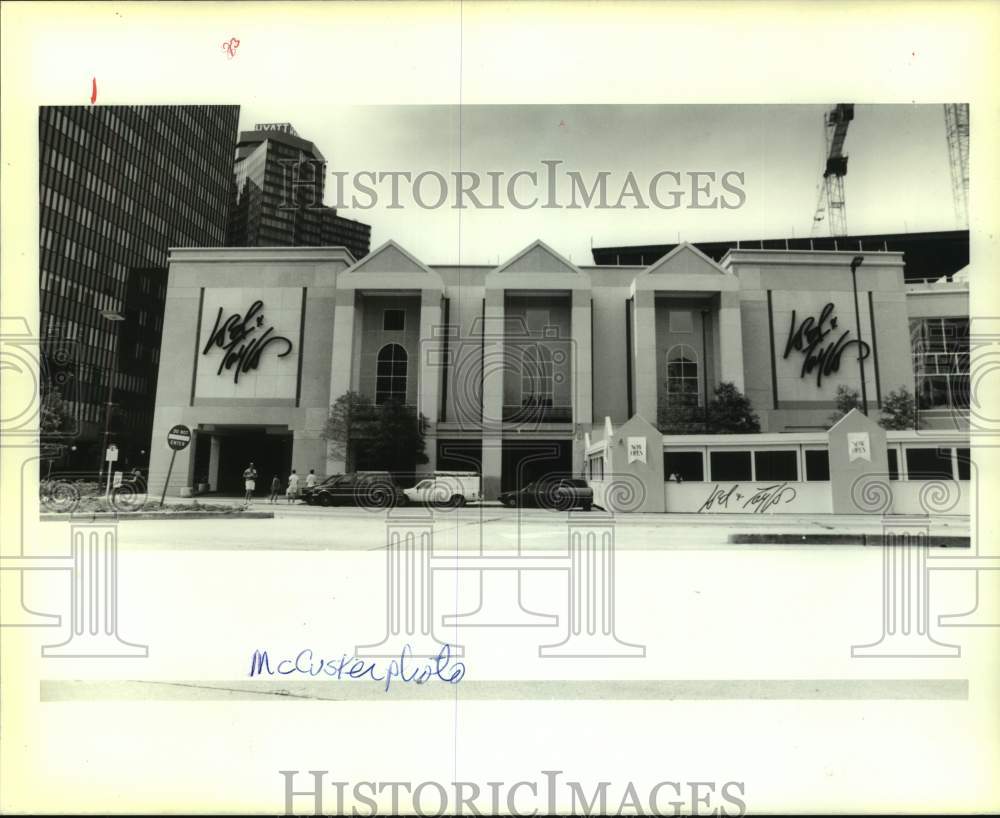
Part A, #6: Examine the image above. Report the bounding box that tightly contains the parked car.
[300,471,405,508]
[498,477,593,511]
[403,472,480,507]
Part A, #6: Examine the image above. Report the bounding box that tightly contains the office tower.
[226,122,371,260]
[38,104,241,471]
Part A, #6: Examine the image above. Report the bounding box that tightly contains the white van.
[403,471,480,507]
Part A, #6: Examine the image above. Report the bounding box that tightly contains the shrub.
[657,382,760,434]
[879,386,920,430]
[828,385,863,427]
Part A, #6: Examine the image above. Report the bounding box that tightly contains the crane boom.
[944,103,969,228]
[812,103,854,236]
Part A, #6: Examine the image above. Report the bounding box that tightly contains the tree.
[321,391,377,473]
[879,386,920,430]
[322,391,428,476]
[706,382,761,433]
[828,384,863,427]
[39,386,74,477]
[40,385,73,437]
[657,382,760,434]
[657,398,706,434]
[372,398,429,475]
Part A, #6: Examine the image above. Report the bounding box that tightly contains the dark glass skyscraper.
[226,122,371,260]
[38,104,240,471]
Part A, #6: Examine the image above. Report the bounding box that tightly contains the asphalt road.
[40,497,971,552]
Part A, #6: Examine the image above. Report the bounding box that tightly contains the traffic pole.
[159,449,178,507]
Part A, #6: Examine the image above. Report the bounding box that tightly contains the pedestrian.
[269,474,281,504]
[242,462,257,505]
[286,469,300,504]
[305,469,317,490]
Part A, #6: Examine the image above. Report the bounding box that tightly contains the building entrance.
[500,439,572,492]
[193,427,293,495]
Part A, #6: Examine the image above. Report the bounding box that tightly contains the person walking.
[242,462,258,505]
[269,474,281,504]
[305,469,317,490]
[286,469,300,504]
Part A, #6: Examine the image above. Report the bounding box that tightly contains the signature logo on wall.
[201,300,293,383]
[783,302,870,387]
[698,482,798,513]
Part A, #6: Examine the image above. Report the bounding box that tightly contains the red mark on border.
[222,38,240,59]
[90,77,97,104]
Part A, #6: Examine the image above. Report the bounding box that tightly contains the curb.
[728,533,970,547]
[41,511,275,522]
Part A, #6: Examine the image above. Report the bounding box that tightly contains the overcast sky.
[237,104,959,265]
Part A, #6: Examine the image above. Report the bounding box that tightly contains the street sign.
[105,444,118,462]
[113,471,123,488]
[160,424,192,506]
[167,424,192,451]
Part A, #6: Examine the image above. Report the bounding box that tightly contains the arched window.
[375,343,407,404]
[666,344,699,406]
[520,344,554,407]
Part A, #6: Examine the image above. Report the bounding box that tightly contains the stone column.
[571,289,593,427]
[480,288,505,499]
[207,434,221,492]
[571,289,593,477]
[418,290,442,477]
[326,289,357,475]
[632,290,658,422]
[717,291,745,391]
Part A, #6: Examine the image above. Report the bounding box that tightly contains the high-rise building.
[226,122,371,260]
[38,104,241,472]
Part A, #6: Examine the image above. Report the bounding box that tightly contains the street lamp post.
[849,255,868,416]
[98,309,125,480]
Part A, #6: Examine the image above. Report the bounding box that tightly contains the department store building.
[148,239,970,506]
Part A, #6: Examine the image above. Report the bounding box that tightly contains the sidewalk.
[150,494,970,538]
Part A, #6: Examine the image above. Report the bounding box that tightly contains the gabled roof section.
[631,241,737,293]
[345,239,435,276]
[493,240,581,276]
[642,242,731,278]
[337,239,444,291]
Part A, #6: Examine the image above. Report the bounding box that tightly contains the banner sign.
[848,432,871,462]
[627,437,647,464]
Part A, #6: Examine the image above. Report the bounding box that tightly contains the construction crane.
[944,103,969,228]
[811,103,854,236]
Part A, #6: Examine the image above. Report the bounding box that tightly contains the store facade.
[148,240,969,504]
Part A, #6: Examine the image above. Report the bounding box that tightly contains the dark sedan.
[300,472,406,508]
[498,477,593,511]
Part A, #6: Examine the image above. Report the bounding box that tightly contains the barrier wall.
[587,409,970,515]
[665,481,832,514]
